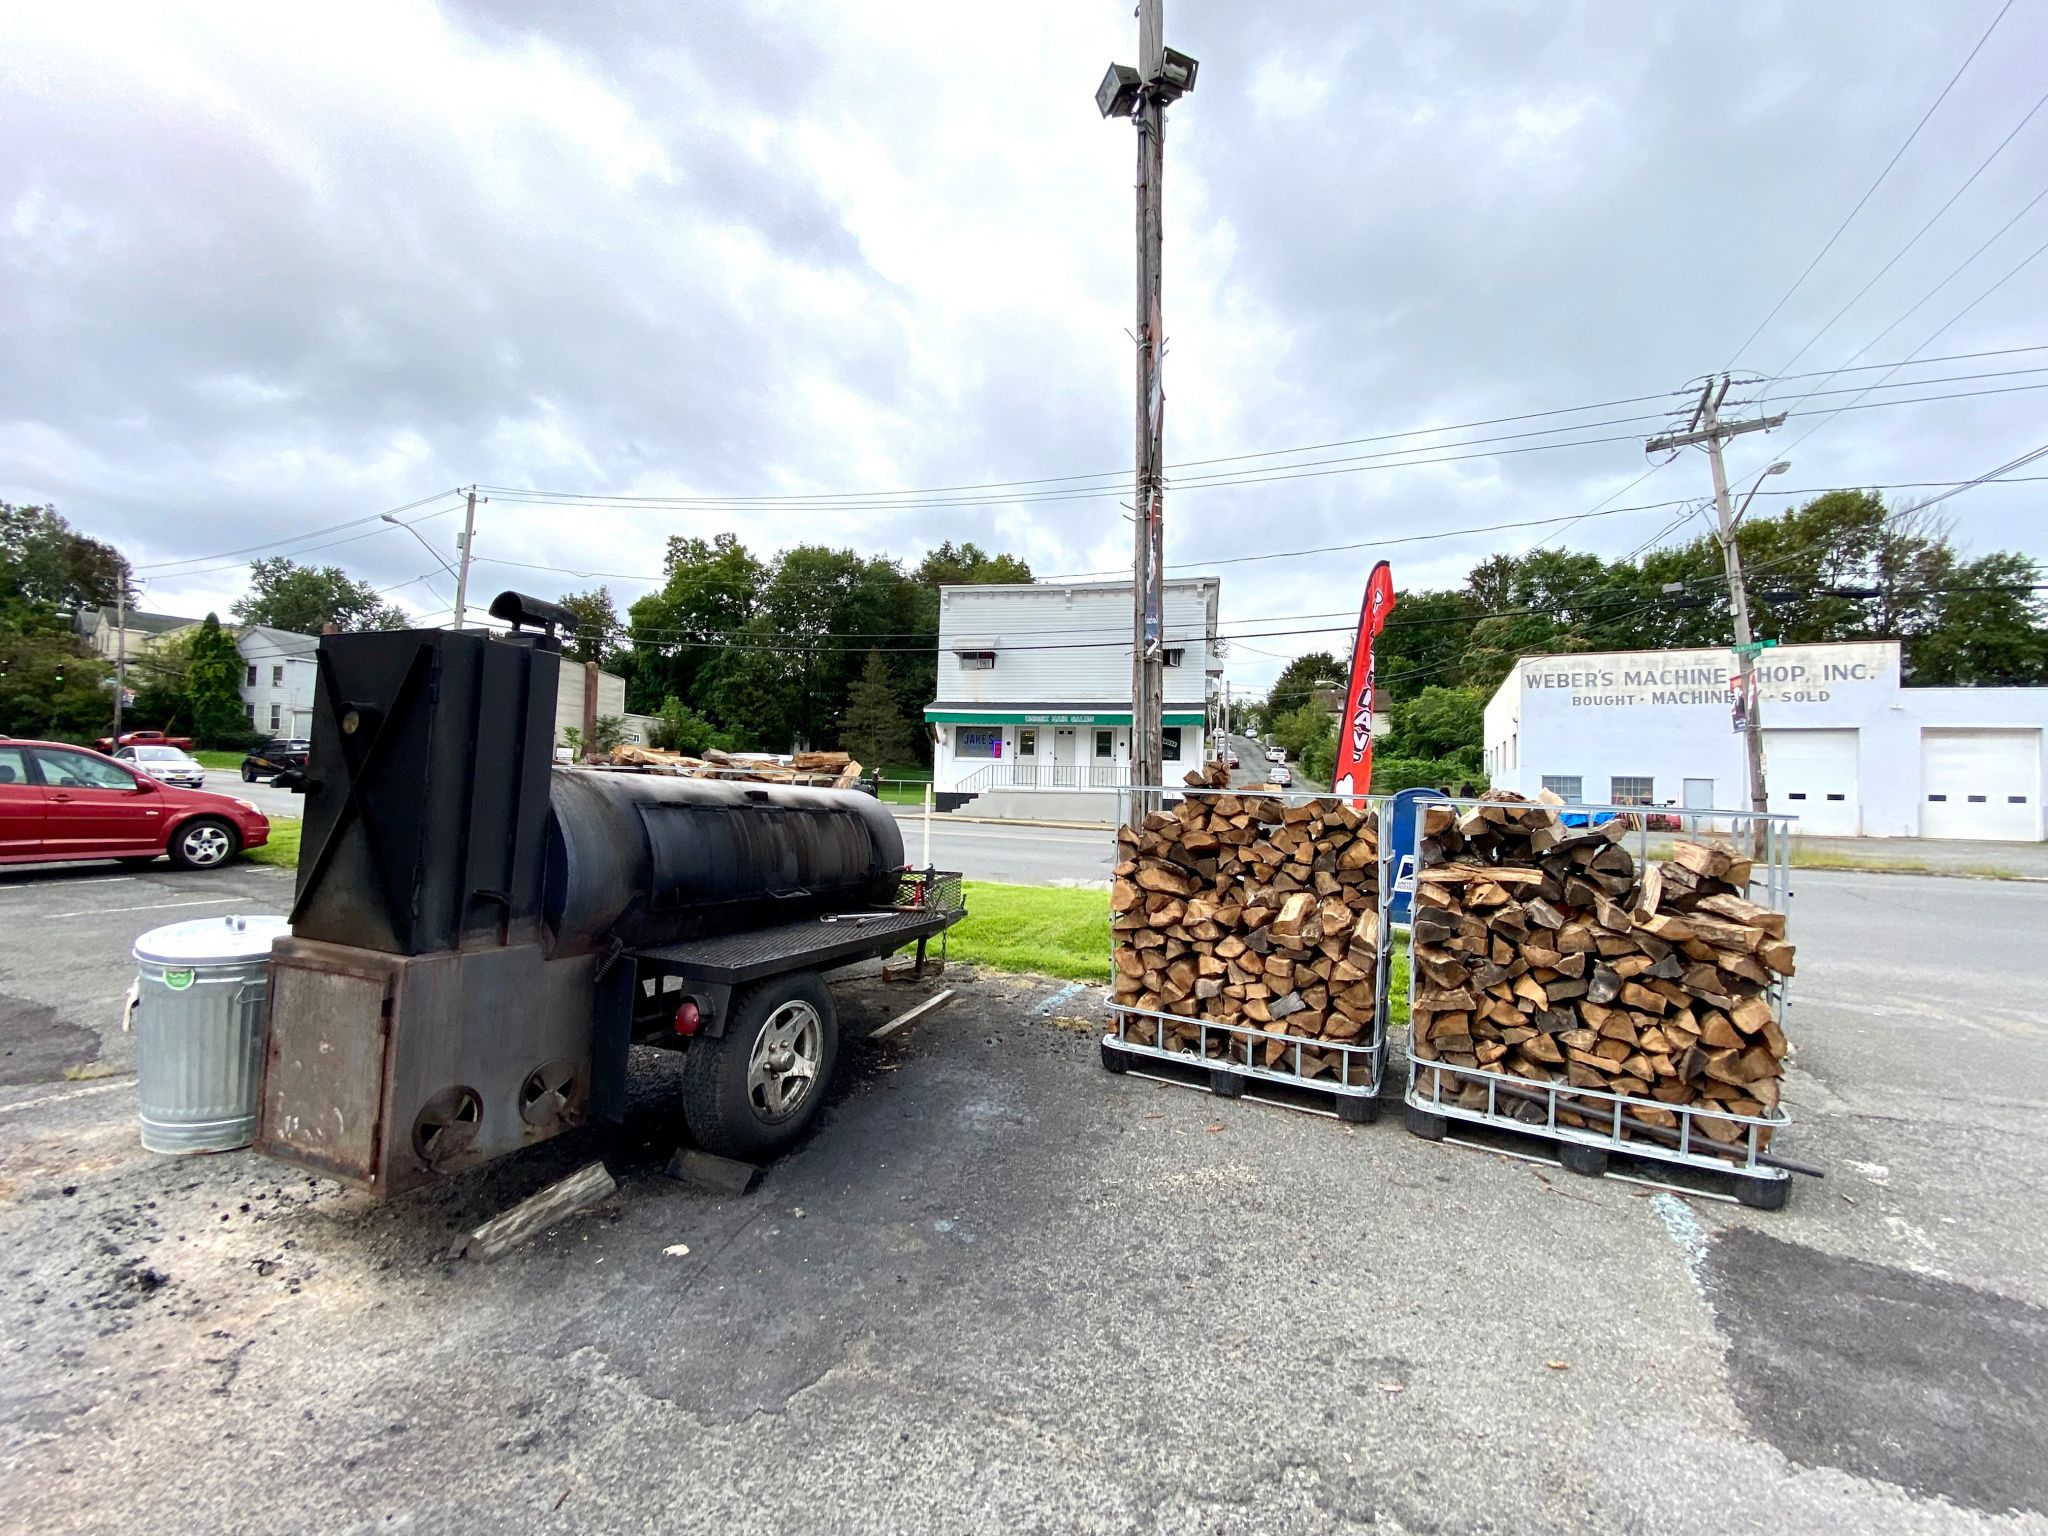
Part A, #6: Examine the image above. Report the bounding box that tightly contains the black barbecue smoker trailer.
[253,594,964,1196]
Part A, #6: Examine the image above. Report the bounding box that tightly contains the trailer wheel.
[679,972,839,1161]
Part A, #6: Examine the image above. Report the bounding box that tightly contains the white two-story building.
[926,578,1221,815]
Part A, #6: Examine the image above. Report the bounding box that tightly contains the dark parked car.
[0,738,269,870]
[242,738,310,782]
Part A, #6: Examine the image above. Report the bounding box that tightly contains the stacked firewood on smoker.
[1110,762,1381,1081]
[1408,791,1796,1149]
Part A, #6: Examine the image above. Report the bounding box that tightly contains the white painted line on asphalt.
[39,896,239,920]
[0,1078,131,1116]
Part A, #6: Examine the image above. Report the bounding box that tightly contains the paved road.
[0,865,2042,1532]
[892,812,1110,886]
[203,767,302,821]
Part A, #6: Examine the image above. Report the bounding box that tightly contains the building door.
[1052,727,1077,787]
[1920,728,2040,841]
[1764,728,1859,836]
[1681,777,1716,834]
[1016,727,1038,787]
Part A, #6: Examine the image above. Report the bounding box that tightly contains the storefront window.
[957,727,1002,759]
[1161,727,1182,762]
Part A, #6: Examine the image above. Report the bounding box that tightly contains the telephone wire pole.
[1646,378,1786,854]
[1097,1,1197,829]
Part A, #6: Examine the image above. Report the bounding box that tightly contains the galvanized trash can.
[132,915,291,1154]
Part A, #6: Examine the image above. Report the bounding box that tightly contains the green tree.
[185,615,250,748]
[125,631,196,734]
[647,697,731,756]
[232,557,406,634]
[0,502,132,612]
[1269,703,1333,762]
[1258,651,1344,734]
[0,602,115,742]
[626,533,766,714]
[558,587,624,667]
[1385,685,1485,765]
[840,650,916,770]
[589,714,632,754]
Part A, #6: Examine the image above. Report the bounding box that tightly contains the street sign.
[1731,639,1779,655]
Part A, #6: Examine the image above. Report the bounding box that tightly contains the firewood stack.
[1408,792,1796,1148]
[1110,762,1382,1081]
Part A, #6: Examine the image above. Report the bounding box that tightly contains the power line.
[132,489,462,574]
[1724,0,2017,368]
[1740,227,2048,477]
[1771,86,2048,381]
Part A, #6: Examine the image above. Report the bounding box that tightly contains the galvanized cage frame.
[1103,784,1394,1106]
[1398,795,1800,1185]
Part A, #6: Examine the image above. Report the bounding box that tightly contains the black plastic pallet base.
[1402,1098,1791,1209]
[1102,1039,1383,1123]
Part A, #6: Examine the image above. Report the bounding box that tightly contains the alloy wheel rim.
[185,825,231,865]
[746,1001,822,1121]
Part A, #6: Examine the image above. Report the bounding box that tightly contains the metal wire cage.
[895,868,965,916]
[1396,795,1805,1199]
[1103,784,1394,1109]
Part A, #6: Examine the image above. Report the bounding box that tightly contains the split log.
[1407,796,1797,1158]
[1110,762,1382,1079]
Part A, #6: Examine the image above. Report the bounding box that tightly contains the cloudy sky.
[4,0,2045,691]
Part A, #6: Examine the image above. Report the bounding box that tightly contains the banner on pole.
[1331,560,1396,800]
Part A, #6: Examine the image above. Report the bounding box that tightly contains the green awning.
[923,707,1205,727]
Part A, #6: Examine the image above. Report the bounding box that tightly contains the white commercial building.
[1484,640,2047,842]
[926,578,1220,816]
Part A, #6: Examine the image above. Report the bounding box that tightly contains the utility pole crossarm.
[1645,412,1785,454]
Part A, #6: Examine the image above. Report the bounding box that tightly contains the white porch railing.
[956,762,1134,792]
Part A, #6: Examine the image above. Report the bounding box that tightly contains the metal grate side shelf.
[895,867,964,916]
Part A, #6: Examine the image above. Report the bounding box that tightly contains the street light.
[1733,460,1791,527]
[381,513,462,584]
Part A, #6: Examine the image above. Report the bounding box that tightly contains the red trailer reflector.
[673,999,702,1036]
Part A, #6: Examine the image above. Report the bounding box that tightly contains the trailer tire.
[679,972,839,1161]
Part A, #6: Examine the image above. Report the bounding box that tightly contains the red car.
[0,737,270,870]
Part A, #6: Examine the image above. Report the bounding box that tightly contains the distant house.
[79,605,201,661]
[236,626,319,737]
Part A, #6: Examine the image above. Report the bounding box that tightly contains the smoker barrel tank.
[259,594,932,1195]
[542,768,905,955]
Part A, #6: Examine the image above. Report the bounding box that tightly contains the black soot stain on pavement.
[0,992,101,1086]
[1706,1227,2048,1517]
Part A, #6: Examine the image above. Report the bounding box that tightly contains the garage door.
[1765,728,1859,835]
[1920,728,2042,842]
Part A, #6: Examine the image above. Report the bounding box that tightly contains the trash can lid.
[133,914,291,967]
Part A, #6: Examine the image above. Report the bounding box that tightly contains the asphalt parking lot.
[1,861,2044,1534]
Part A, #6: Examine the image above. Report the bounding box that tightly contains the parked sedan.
[114,743,208,790]
[241,738,310,782]
[0,738,269,870]
[1269,763,1293,786]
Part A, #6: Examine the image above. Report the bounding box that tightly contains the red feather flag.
[1332,560,1397,799]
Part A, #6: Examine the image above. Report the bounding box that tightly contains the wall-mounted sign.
[1522,644,1894,709]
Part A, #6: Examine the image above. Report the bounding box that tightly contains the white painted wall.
[1484,640,2048,840]
[928,578,1220,795]
[237,627,318,737]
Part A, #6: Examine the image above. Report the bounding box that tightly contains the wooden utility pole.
[453,486,479,632]
[112,580,127,740]
[1100,0,1197,828]
[1646,378,1785,854]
